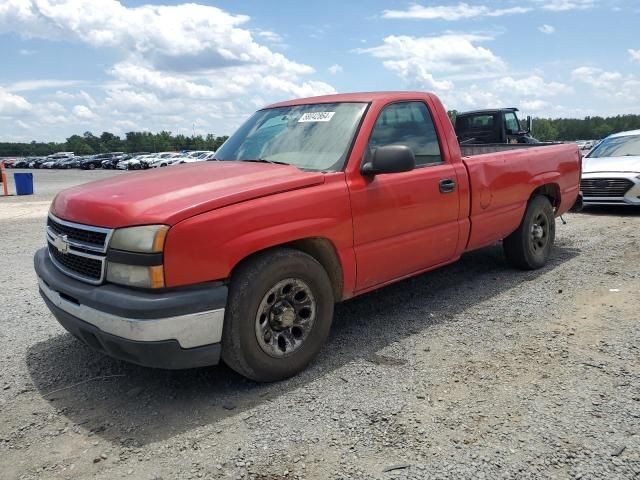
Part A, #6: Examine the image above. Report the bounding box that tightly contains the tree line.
[0,131,229,157]
[529,115,640,142]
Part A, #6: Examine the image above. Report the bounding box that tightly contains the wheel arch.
[530,182,561,209]
[230,237,345,302]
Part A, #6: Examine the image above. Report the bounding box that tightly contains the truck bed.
[460,142,559,157]
[460,142,581,251]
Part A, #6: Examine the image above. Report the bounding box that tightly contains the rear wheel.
[222,249,334,382]
[88,164,95,170]
[503,195,555,270]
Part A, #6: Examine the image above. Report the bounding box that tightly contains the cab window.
[504,112,520,134]
[368,101,442,166]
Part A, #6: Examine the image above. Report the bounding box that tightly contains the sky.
[0,0,639,142]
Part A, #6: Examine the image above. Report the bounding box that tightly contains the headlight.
[107,263,165,289]
[107,224,168,288]
[110,225,168,253]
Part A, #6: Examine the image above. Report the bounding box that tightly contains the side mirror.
[526,115,533,133]
[361,145,416,176]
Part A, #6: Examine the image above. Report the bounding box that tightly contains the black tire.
[503,195,555,270]
[221,248,334,382]
[89,164,95,170]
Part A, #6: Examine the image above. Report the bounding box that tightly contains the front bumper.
[581,172,640,205]
[34,248,228,369]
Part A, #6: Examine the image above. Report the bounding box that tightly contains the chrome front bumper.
[34,248,227,369]
[38,278,224,349]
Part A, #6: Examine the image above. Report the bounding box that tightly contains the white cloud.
[256,30,284,45]
[328,64,343,75]
[6,79,86,92]
[382,3,531,20]
[72,105,96,119]
[629,49,640,63]
[358,34,505,91]
[494,76,572,97]
[520,99,551,111]
[572,66,622,89]
[0,0,310,75]
[539,24,555,34]
[439,84,500,111]
[0,87,32,114]
[0,0,335,140]
[536,0,595,11]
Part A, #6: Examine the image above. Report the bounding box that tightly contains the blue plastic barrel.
[14,172,34,195]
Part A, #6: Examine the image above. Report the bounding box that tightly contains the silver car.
[580,130,640,206]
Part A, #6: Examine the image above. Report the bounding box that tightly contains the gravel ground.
[1,170,639,480]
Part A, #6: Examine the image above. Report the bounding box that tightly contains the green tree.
[531,118,559,141]
[65,135,94,155]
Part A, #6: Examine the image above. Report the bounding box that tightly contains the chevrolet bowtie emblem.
[53,234,70,254]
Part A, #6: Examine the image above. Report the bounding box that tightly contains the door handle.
[439,178,456,193]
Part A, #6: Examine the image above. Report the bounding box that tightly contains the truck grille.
[46,213,113,284]
[48,243,103,281]
[580,178,634,198]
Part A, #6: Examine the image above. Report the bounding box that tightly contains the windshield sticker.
[298,112,336,123]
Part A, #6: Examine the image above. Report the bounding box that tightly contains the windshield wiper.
[242,158,290,166]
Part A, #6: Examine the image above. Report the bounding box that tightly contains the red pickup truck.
[35,92,580,381]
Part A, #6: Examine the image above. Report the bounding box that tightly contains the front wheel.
[503,195,556,270]
[222,249,334,382]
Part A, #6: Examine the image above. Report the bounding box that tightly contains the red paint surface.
[51,92,581,296]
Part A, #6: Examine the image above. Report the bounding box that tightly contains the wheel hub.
[255,278,316,358]
[530,213,549,252]
[270,301,296,330]
[531,224,544,240]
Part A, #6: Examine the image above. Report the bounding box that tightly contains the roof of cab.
[264,91,434,109]
[609,129,640,138]
[457,108,519,116]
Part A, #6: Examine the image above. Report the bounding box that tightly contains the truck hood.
[51,161,325,228]
[582,155,640,174]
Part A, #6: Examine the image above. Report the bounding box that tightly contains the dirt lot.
[1,169,639,479]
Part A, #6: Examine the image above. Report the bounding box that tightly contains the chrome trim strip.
[39,278,224,348]
[47,212,114,253]
[46,226,105,253]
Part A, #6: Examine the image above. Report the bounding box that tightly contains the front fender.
[162,174,355,291]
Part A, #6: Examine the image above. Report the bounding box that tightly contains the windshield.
[214,102,368,171]
[587,134,640,158]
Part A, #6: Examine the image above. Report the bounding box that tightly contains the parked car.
[41,160,57,169]
[11,158,31,168]
[53,157,81,169]
[27,157,48,168]
[1,158,19,168]
[117,155,152,170]
[580,129,640,206]
[80,154,105,170]
[176,152,212,164]
[101,153,128,169]
[146,152,183,168]
[80,153,120,170]
[34,91,580,381]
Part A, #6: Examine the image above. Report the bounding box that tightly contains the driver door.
[347,101,461,291]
